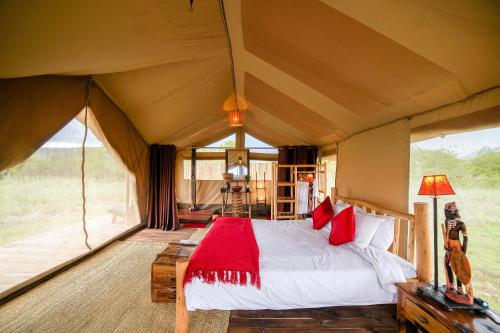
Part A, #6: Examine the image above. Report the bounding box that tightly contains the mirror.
[225,148,249,180]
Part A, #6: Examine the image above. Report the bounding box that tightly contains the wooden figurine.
[441,202,474,305]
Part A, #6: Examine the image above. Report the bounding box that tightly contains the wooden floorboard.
[0,218,133,294]
[178,209,214,223]
[228,304,397,332]
[123,228,195,243]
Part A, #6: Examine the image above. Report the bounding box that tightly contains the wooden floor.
[227,304,398,332]
[124,228,195,243]
[0,217,133,295]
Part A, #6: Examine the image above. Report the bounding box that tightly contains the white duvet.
[185,219,416,310]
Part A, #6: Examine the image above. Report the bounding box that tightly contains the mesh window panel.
[409,127,500,309]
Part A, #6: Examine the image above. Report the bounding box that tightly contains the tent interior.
[1,0,499,332]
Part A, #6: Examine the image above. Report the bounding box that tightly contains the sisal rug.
[0,241,229,333]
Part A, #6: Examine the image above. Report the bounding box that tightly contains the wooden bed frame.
[174,187,432,333]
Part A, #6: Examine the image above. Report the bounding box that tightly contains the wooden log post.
[331,187,337,201]
[414,202,432,283]
[176,259,189,333]
[406,219,416,265]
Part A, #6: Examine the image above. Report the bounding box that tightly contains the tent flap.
[0,76,88,171]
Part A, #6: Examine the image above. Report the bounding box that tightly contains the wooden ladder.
[272,163,327,220]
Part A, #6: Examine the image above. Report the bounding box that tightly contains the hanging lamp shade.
[228,110,244,127]
[223,94,248,111]
[418,174,455,196]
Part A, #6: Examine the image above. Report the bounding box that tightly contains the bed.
[175,188,431,332]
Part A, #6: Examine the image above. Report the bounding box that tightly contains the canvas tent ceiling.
[1,0,499,148]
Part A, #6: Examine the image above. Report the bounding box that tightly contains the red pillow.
[312,196,334,229]
[329,205,355,246]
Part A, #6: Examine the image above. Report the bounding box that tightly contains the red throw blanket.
[183,217,261,288]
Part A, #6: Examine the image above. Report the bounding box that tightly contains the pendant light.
[220,0,246,127]
[228,110,243,127]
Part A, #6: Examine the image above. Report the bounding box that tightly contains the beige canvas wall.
[410,86,500,141]
[175,154,272,206]
[336,119,410,212]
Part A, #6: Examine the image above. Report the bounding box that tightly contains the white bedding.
[185,219,416,310]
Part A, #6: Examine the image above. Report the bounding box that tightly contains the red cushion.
[329,205,355,246]
[312,196,334,229]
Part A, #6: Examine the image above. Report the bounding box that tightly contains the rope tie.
[82,81,92,250]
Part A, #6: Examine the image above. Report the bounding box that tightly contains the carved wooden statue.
[441,202,474,305]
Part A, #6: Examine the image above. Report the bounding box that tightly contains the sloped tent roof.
[1,0,500,149]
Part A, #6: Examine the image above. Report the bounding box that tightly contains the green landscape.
[410,147,500,309]
[0,147,127,246]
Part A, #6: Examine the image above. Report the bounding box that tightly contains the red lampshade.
[418,175,455,196]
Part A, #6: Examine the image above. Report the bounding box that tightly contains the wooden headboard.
[331,188,432,282]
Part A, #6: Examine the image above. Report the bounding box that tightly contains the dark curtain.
[278,146,318,212]
[147,144,179,230]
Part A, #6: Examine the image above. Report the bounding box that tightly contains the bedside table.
[396,282,499,333]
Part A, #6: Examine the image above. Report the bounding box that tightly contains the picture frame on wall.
[225,148,249,181]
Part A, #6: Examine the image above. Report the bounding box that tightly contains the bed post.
[331,187,337,202]
[414,202,432,283]
[176,259,189,333]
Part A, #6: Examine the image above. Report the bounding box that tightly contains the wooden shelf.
[276,182,295,186]
[296,170,325,174]
[277,198,295,203]
[276,215,295,219]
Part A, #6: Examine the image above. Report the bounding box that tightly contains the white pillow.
[352,211,385,249]
[306,217,333,236]
[333,201,349,215]
[370,216,395,250]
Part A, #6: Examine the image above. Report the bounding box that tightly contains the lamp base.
[417,284,481,312]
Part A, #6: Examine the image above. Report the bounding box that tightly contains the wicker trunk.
[151,244,196,302]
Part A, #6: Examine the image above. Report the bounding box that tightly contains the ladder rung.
[276,215,295,219]
[277,199,295,203]
[277,182,295,186]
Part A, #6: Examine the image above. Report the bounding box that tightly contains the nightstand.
[396,282,499,333]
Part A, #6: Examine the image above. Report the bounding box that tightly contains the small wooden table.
[396,282,499,333]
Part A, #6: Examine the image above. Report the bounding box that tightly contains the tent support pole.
[189,148,199,211]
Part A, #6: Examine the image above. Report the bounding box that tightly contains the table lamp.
[418,175,455,292]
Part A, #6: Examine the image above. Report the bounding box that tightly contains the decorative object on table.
[223,172,234,184]
[417,175,481,311]
[225,149,249,181]
[417,175,454,301]
[222,173,232,194]
[244,174,251,192]
[441,202,474,305]
[231,185,242,193]
[220,172,252,218]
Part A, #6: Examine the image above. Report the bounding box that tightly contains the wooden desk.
[396,282,499,333]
